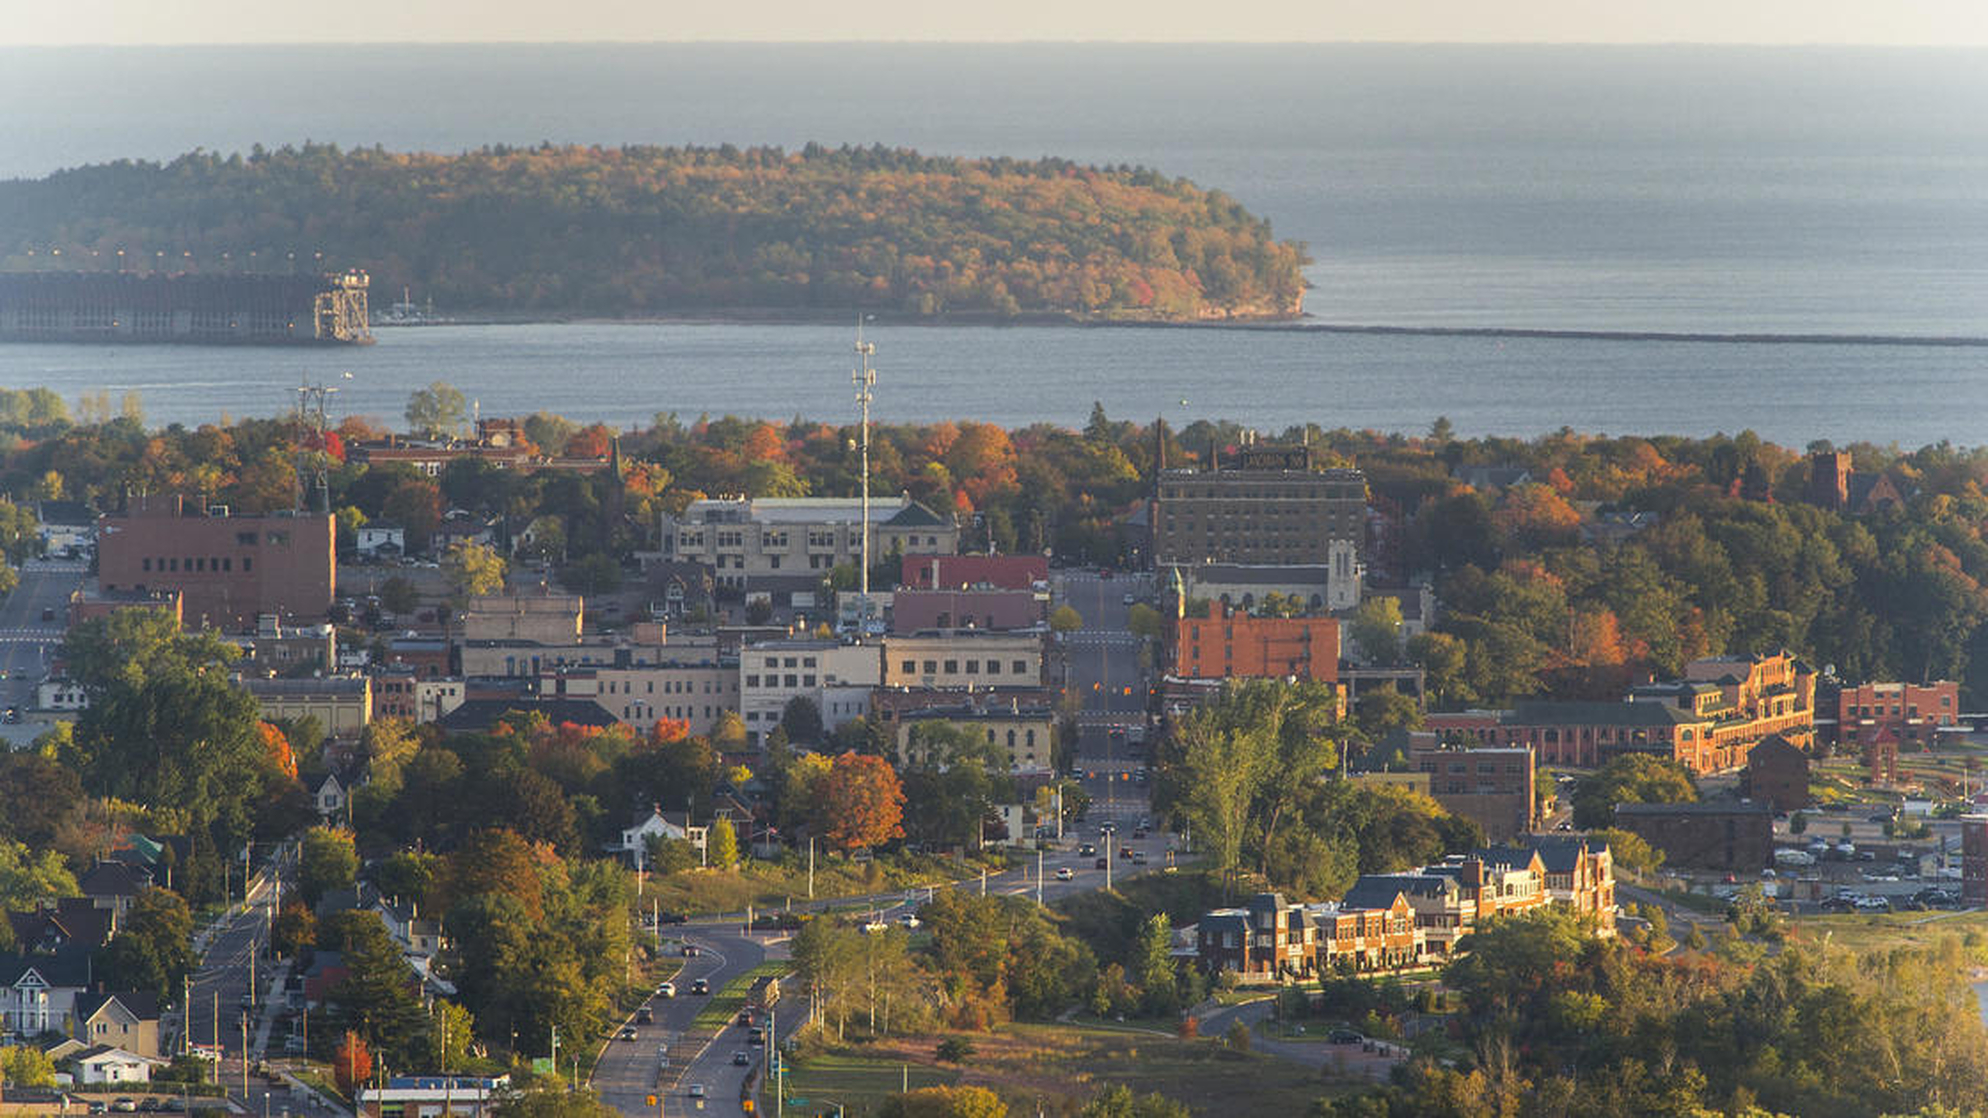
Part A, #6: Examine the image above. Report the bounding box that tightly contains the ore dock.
[0,271,373,345]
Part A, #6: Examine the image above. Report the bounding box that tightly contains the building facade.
[1153,445,1367,568]
[1171,603,1340,684]
[881,631,1044,691]
[738,640,882,744]
[663,496,958,590]
[537,660,739,736]
[97,497,334,629]
[1405,736,1536,842]
[1836,680,1960,747]
[1613,801,1773,871]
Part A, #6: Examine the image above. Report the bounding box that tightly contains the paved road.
[593,927,772,1118]
[1059,570,1155,829]
[0,558,85,746]
[181,846,312,1117]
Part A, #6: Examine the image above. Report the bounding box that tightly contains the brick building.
[1835,680,1960,748]
[1404,733,1536,842]
[1963,814,1988,907]
[97,497,334,629]
[1613,801,1773,871]
[1171,602,1340,684]
[1153,444,1367,568]
[889,588,1042,633]
[1742,733,1810,813]
[897,554,1048,592]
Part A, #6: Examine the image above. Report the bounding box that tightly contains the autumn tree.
[298,825,359,906]
[443,540,507,604]
[333,1032,372,1095]
[1572,754,1698,830]
[707,816,740,869]
[817,751,907,853]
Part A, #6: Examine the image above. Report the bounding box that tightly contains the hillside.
[0,143,1308,321]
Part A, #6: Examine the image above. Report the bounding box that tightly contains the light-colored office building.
[662,496,958,589]
[738,639,882,745]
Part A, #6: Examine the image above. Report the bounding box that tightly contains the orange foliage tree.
[333,1031,372,1094]
[258,722,298,780]
[817,752,906,853]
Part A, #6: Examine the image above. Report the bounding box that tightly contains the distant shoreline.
[383,312,1988,349]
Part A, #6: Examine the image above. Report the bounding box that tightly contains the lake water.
[3,43,1988,441]
[1,322,1984,447]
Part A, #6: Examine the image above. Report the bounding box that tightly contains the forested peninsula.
[0,143,1309,321]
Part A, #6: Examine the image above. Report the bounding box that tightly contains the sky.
[9,0,1988,46]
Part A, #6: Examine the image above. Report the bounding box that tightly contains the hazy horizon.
[11,0,1988,46]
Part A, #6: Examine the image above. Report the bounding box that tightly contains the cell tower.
[295,376,344,513]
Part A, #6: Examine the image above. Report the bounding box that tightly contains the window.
[142,558,152,571]
[943,660,959,674]
[784,674,797,688]
[237,532,258,546]
[965,660,979,674]
[923,660,937,674]
[901,660,916,674]
[1012,660,1027,675]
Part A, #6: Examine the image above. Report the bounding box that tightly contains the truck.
[748,974,781,1011]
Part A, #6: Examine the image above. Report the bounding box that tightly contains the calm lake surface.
[0,322,1984,447]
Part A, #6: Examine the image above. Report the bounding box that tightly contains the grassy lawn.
[636,854,985,915]
[779,1021,1342,1116]
[1785,907,1988,954]
[780,1051,961,1113]
[692,962,791,1031]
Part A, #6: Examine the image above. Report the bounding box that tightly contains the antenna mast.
[854,319,877,601]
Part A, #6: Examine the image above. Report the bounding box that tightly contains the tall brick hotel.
[97,496,335,629]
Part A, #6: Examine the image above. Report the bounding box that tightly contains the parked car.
[1328,1029,1364,1045]
[87,1102,108,1115]
[113,1099,138,1113]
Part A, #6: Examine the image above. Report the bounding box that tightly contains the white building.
[662,495,957,590]
[354,524,406,560]
[618,807,708,870]
[738,639,882,746]
[73,1045,165,1085]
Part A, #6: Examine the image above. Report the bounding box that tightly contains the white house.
[355,524,406,560]
[618,807,707,870]
[0,949,92,1037]
[313,773,348,820]
[72,1045,165,1085]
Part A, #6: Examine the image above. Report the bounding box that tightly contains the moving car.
[733,1051,750,1066]
[899,913,922,929]
[657,981,676,998]
[690,978,710,995]
[687,1085,706,1100]
[1078,843,1096,856]
[618,1025,638,1041]
[1095,857,1109,870]
[1055,867,1074,881]
[636,1007,653,1024]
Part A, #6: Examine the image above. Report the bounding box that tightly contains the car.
[733,1051,751,1066]
[1820,896,1856,913]
[1132,828,1147,839]
[619,1026,638,1041]
[40,607,55,622]
[636,1007,653,1024]
[690,978,710,995]
[1554,821,1574,832]
[682,944,700,957]
[1120,845,1135,860]
[1095,857,1109,869]
[240,992,257,1009]
[4,707,18,723]
[1869,812,1895,823]
[1328,1029,1365,1045]
[1122,593,1136,605]
[161,1100,186,1113]
[1099,821,1117,834]
[1132,851,1149,864]
[1055,867,1074,881]
[738,1009,756,1025]
[899,913,922,929]
[113,1099,138,1113]
[687,1085,706,1100]
[87,1102,107,1115]
[657,911,688,925]
[138,1099,163,1112]
[657,981,677,998]
[749,1027,767,1047]
[1078,843,1096,856]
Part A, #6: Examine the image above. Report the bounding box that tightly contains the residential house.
[72,1045,165,1085]
[77,863,148,918]
[353,524,405,561]
[0,947,92,1038]
[617,807,707,871]
[71,992,161,1059]
[6,899,114,955]
[313,772,349,820]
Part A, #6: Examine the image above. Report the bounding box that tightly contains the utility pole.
[772,1006,782,1118]
[240,1012,248,1097]
[808,837,815,901]
[1105,836,1113,892]
[212,990,219,1055]
[1036,848,1044,906]
[853,321,877,603]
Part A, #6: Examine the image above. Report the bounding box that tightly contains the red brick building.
[1836,680,1959,748]
[98,497,334,629]
[1171,602,1339,684]
[1743,733,1810,813]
